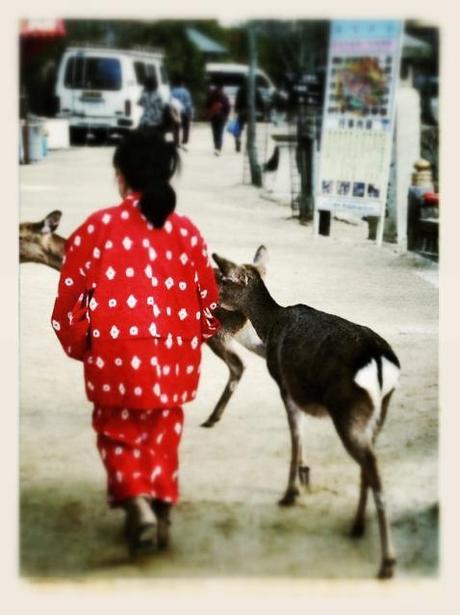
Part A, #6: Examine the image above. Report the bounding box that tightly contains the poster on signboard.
[316,20,403,225]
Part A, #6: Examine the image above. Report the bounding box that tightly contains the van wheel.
[70,127,86,145]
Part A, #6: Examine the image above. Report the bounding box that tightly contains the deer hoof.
[298,465,310,487]
[201,418,217,428]
[278,489,300,507]
[350,519,365,538]
[377,558,396,580]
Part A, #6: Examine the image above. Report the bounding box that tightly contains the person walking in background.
[51,129,220,557]
[205,84,230,156]
[233,80,266,152]
[138,75,165,129]
[171,77,193,151]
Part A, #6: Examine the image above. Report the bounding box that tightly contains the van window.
[134,61,146,85]
[64,56,122,91]
[256,75,270,89]
[160,66,169,85]
[208,72,247,88]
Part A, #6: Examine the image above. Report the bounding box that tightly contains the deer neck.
[242,281,282,343]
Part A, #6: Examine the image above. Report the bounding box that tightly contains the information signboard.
[315,20,403,240]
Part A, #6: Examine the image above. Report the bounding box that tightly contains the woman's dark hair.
[113,129,179,228]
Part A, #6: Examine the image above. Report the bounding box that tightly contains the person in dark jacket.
[205,84,230,156]
[233,81,266,152]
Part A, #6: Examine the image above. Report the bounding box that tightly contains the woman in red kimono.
[51,129,220,555]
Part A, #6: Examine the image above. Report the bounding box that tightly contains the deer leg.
[279,397,305,507]
[350,466,369,537]
[201,336,245,428]
[364,450,396,579]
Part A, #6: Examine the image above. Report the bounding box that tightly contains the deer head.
[19,210,65,271]
[212,245,268,311]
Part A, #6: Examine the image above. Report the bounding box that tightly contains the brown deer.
[19,211,266,428]
[213,248,400,580]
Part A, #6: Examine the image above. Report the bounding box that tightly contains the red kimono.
[51,193,220,505]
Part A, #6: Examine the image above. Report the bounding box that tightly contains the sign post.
[315,20,403,245]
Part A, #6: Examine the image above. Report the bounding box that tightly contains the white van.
[205,62,276,109]
[55,46,170,140]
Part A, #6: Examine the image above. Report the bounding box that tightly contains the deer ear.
[41,210,62,234]
[253,244,268,276]
[212,253,237,275]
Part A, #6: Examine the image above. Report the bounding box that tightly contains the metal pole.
[247,24,262,187]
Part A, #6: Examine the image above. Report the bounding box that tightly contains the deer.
[19,211,267,428]
[212,248,401,580]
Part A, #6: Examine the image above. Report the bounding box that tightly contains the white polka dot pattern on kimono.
[108,298,117,307]
[153,383,161,396]
[131,356,141,370]
[166,250,173,260]
[191,337,199,349]
[151,277,158,287]
[52,320,61,331]
[126,295,137,308]
[180,227,188,237]
[150,356,158,366]
[116,471,123,482]
[105,240,113,249]
[162,410,169,418]
[126,267,134,278]
[110,325,120,339]
[133,449,141,458]
[179,281,187,290]
[114,358,123,366]
[151,466,162,481]
[160,394,168,404]
[145,265,152,278]
[121,409,129,420]
[101,448,107,459]
[178,308,188,320]
[179,253,188,265]
[149,323,158,337]
[177,336,183,346]
[102,213,111,224]
[142,238,150,248]
[164,220,172,233]
[149,247,157,261]
[134,387,142,396]
[102,384,110,392]
[121,210,129,220]
[165,277,174,289]
[93,329,100,338]
[174,422,182,435]
[87,381,95,391]
[115,447,122,455]
[153,304,161,317]
[64,277,74,286]
[186,365,194,374]
[162,365,170,376]
[156,432,164,444]
[87,224,95,234]
[119,383,126,394]
[196,311,201,320]
[190,236,198,247]
[89,298,98,311]
[166,334,173,349]
[200,289,208,299]
[129,326,138,335]
[122,236,133,250]
[93,247,101,259]
[74,235,81,246]
[96,357,105,369]
[106,267,116,280]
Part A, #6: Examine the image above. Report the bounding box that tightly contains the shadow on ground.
[20,482,438,582]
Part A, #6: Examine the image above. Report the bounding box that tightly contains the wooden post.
[247,24,262,187]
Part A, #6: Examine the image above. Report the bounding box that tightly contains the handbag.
[227,118,241,137]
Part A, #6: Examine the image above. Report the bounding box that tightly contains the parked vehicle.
[205,62,276,112]
[55,46,170,142]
